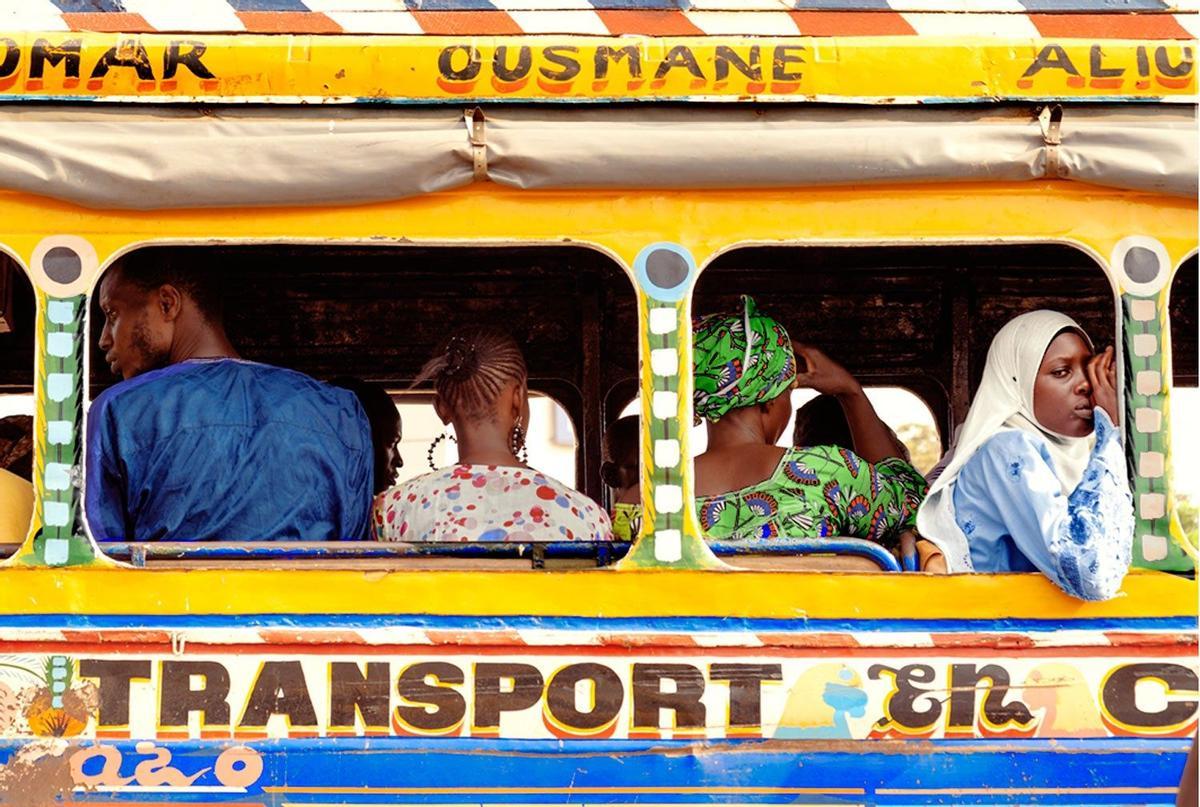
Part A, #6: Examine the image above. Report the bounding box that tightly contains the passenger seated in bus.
[331,377,403,497]
[85,252,372,542]
[691,296,926,546]
[373,327,611,542]
[0,467,32,544]
[916,310,1132,600]
[793,393,911,462]
[601,415,641,542]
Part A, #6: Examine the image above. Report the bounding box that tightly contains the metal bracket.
[466,107,488,182]
[1038,104,1064,179]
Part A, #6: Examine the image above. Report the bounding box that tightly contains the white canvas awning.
[0,104,1192,209]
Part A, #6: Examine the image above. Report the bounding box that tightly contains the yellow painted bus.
[0,2,1195,803]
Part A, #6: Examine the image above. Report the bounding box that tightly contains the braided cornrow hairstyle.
[413,327,528,421]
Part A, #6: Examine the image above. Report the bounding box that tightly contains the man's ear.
[600,461,620,490]
[157,284,185,322]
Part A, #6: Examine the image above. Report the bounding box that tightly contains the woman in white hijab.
[916,310,1133,600]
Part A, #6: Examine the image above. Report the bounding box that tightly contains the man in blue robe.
[85,252,372,542]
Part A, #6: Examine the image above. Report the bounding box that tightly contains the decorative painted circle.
[31,236,98,297]
[43,246,83,284]
[634,243,695,303]
[1112,236,1170,298]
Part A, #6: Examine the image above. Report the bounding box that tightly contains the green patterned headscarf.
[693,296,796,422]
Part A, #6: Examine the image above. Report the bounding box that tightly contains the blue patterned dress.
[951,409,1133,600]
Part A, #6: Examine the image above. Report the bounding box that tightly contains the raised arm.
[794,345,907,463]
[958,410,1132,600]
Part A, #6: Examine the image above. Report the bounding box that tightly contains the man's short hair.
[111,249,223,323]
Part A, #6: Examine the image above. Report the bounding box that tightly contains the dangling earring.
[427,432,457,471]
[511,418,528,465]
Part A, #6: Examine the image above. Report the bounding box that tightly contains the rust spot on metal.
[0,740,75,805]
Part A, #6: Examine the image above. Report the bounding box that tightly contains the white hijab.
[917,310,1096,572]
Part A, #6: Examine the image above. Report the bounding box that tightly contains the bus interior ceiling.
[1171,255,1197,388]
[697,244,1141,440]
[0,243,1189,495]
[0,254,34,397]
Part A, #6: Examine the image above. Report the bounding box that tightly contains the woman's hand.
[794,345,862,398]
[1087,345,1119,426]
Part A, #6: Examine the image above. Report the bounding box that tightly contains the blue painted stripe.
[406,0,501,10]
[0,612,1193,633]
[790,0,895,9]
[0,737,1188,804]
[585,0,686,9]
[225,0,312,10]
[1018,0,1169,9]
[47,0,127,12]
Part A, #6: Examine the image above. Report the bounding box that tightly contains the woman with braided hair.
[373,327,611,543]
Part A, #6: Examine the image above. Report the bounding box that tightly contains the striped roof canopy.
[0,1,1194,103]
[5,0,1196,39]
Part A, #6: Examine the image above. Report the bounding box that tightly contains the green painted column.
[5,237,99,568]
[1112,237,1194,571]
[618,243,722,570]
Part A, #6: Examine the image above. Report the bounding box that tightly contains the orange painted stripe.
[598,633,700,648]
[596,10,705,36]
[424,628,525,645]
[756,632,859,648]
[410,11,523,36]
[236,11,342,34]
[60,13,152,33]
[62,629,171,645]
[257,629,364,645]
[1028,13,1192,40]
[789,11,916,37]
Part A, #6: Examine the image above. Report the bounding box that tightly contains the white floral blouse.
[374,464,612,543]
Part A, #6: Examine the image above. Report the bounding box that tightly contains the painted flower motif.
[784,460,821,486]
[744,492,779,519]
[838,448,861,478]
[700,498,728,531]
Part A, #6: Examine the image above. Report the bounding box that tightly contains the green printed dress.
[611,447,927,548]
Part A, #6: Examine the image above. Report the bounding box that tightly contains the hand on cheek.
[1087,346,1119,426]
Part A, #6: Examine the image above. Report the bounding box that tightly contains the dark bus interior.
[0,244,1196,568]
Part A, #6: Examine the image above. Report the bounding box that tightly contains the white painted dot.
[1141,534,1169,562]
[650,348,679,377]
[654,439,681,468]
[1136,371,1161,396]
[654,529,682,563]
[1138,452,1165,479]
[43,501,70,527]
[47,301,76,325]
[44,463,72,492]
[1139,493,1166,520]
[1130,300,1157,322]
[1133,334,1158,357]
[47,421,73,446]
[47,332,73,358]
[47,373,74,402]
[655,484,683,514]
[648,307,677,335]
[652,391,679,420]
[1135,407,1162,433]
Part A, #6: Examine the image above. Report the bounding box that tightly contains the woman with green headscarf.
[687,296,928,547]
